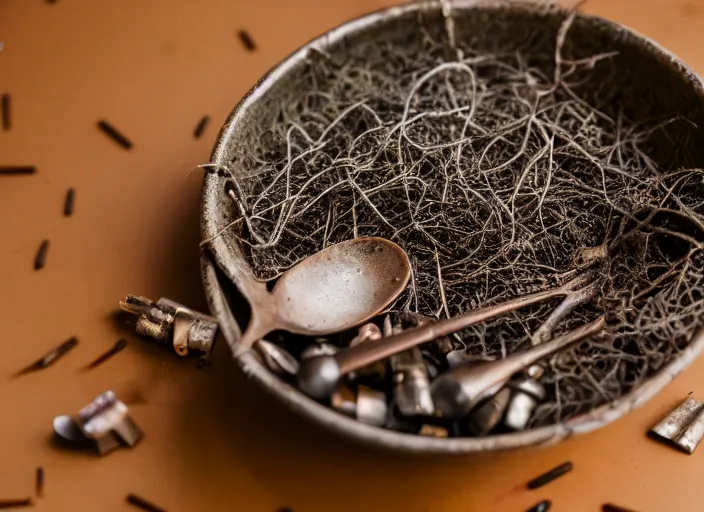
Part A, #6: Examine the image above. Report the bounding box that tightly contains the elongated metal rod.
[337,274,590,374]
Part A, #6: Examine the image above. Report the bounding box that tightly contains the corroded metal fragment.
[650,396,704,454]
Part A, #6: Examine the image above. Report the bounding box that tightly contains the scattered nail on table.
[526,500,551,512]
[126,493,165,512]
[35,466,44,497]
[97,120,132,150]
[237,30,256,51]
[0,166,36,176]
[63,188,75,217]
[0,498,32,509]
[1,93,10,130]
[527,461,573,489]
[16,337,78,376]
[33,239,50,270]
[194,115,210,139]
[85,338,128,369]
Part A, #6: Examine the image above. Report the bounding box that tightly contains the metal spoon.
[297,272,595,398]
[235,237,411,351]
[430,317,605,418]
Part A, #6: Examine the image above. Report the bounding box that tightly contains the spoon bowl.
[238,237,411,349]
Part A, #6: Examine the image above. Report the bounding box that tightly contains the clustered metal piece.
[650,396,704,454]
[256,308,604,437]
[53,391,143,455]
[119,295,219,366]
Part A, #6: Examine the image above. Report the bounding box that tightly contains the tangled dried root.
[218,7,704,426]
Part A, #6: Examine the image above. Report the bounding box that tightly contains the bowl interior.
[201,0,704,454]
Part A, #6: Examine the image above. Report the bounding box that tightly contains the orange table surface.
[2,1,704,511]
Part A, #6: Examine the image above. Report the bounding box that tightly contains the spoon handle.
[335,274,591,375]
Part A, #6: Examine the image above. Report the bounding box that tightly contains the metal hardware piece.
[504,377,546,431]
[330,385,387,427]
[120,295,218,363]
[388,317,434,416]
[349,322,383,348]
[356,386,387,427]
[650,396,704,454]
[391,347,434,416]
[53,391,142,455]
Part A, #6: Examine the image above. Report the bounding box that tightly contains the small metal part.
[126,493,165,512]
[346,318,387,381]
[356,386,387,427]
[300,343,338,360]
[526,500,551,512]
[419,424,448,437]
[391,347,434,416]
[63,187,75,216]
[120,295,218,363]
[78,391,143,453]
[34,239,50,270]
[527,364,544,379]
[86,338,128,369]
[254,340,299,376]
[16,337,79,376]
[382,314,393,338]
[349,322,382,347]
[527,461,573,489]
[330,385,357,418]
[504,378,546,431]
[466,387,511,436]
[54,391,143,456]
[194,115,210,139]
[35,467,44,497]
[97,120,132,150]
[387,316,433,416]
[650,396,704,453]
